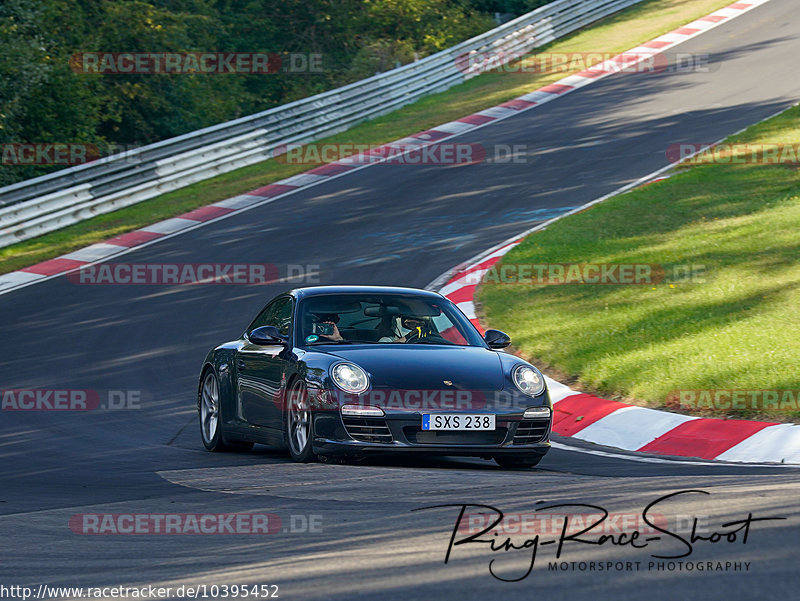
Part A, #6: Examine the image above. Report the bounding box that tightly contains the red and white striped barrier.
[436,223,800,466]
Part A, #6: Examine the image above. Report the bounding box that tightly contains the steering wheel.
[404,329,447,344]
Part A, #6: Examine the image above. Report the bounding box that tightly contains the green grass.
[0,0,735,274]
[477,104,800,421]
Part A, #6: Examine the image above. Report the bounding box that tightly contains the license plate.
[422,414,495,431]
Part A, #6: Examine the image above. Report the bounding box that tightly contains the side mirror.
[484,329,511,349]
[249,325,289,346]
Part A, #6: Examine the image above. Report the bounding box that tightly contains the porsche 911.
[197,286,552,467]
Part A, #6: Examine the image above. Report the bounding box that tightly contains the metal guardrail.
[0,0,644,248]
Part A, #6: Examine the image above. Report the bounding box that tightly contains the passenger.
[312,312,344,342]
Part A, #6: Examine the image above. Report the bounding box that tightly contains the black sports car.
[197,286,552,467]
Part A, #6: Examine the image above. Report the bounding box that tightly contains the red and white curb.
[0,0,772,296]
[434,214,800,467]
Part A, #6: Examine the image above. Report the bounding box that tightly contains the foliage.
[0,0,531,184]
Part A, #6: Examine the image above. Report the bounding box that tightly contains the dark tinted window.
[249,297,293,335]
[298,293,483,346]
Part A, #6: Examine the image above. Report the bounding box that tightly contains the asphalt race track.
[2,1,800,599]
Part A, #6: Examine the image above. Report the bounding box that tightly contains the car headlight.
[330,362,370,394]
[513,365,546,397]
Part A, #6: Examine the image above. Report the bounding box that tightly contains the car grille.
[512,419,550,445]
[404,427,507,445]
[342,416,393,443]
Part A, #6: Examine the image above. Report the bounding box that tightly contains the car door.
[237,296,294,430]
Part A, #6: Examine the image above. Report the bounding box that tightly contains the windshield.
[298,293,484,347]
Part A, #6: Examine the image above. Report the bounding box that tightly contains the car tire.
[494,455,542,468]
[285,378,317,463]
[199,369,254,452]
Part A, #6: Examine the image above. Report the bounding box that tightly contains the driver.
[378,315,432,343]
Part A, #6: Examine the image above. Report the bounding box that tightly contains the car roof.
[289,285,444,300]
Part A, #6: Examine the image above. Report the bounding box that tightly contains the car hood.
[324,345,505,391]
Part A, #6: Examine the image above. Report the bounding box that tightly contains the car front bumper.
[312,410,551,458]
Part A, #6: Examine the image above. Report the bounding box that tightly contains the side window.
[273,298,293,336]
[249,297,293,335]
